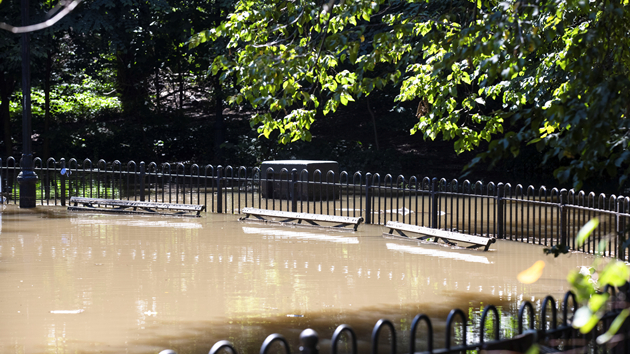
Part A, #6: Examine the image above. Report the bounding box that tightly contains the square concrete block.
[260,160,340,200]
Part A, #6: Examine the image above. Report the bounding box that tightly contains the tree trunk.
[179,68,184,111]
[213,74,224,162]
[155,67,160,113]
[367,97,380,151]
[213,1,225,162]
[43,49,52,161]
[116,51,150,119]
[0,71,15,157]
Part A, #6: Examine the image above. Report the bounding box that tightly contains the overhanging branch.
[0,0,81,33]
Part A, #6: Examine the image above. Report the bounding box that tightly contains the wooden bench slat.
[386,221,495,251]
[69,197,204,217]
[71,197,203,211]
[240,207,363,231]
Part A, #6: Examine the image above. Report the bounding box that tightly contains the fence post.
[217,165,223,213]
[139,161,146,201]
[299,329,319,354]
[60,158,66,206]
[617,198,626,261]
[497,183,504,239]
[365,173,372,224]
[431,177,438,229]
[560,188,568,248]
[291,169,298,212]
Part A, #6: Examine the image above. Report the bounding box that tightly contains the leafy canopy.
[192,0,630,188]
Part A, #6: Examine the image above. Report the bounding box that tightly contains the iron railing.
[157,286,630,354]
[2,157,629,260]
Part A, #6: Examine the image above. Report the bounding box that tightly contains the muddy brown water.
[0,205,596,354]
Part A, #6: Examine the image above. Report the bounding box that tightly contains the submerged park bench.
[68,197,205,217]
[385,221,496,251]
[240,207,363,231]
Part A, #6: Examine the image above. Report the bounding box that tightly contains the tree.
[0,0,65,157]
[194,0,630,189]
[65,0,173,116]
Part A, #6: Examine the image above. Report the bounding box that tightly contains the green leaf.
[524,344,539,354]
[576,218,599,247]
[588,293,608,312]
[573,306,600,333]
[349,42,360,64]
[597,309,630,344]
[599,261,630,287]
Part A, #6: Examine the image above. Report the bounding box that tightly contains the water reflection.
[242,226,359,244]
[71,217,203,229]
[0,206,595,354]
[386,242,491,264]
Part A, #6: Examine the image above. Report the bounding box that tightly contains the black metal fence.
[158,287,630,354]
[2,157,629,260]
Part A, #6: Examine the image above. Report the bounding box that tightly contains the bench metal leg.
[439,238,457,246]
[393,229,408,237]
[280,218,299,223]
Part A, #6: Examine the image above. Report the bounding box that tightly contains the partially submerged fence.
[2,157,629,260]
[158,287,630,354]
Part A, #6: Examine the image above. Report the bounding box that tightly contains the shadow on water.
[127,293,512,354]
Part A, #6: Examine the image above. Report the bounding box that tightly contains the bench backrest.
[242,207,363,224]
[386,221,493,246]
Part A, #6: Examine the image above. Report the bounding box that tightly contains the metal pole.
[365,173,372,224]
[290,168,297,212]
[299,329,319,354]
[497,183,504,239]
[16,0,38,208]
[216,165,223,213]
[139,161,146,201]
[560,188,568,248]
[60,158,66,206]
[431,178,438,228]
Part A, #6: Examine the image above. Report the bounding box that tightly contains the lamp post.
[16,0,38,208]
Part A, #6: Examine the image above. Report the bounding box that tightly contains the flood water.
[0,205,596,354]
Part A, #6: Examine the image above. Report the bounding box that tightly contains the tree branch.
[0,0,81,33]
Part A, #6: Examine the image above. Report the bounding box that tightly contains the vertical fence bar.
[365,173,372,224]
[226,166,234,213]
[299,329,319,354]
[69,158,78,199]
[291,169,298,213]
[237,166,244,213]
[497,183,504,239]
[374,174,381,225]
[560,189,568,249]
[328,171,335,216]
[300,169,309,213]
[140,161,146,202]
[431,178,438,229]
[217,166,223,213]
[60,158,66,206]
[618,197,624,260]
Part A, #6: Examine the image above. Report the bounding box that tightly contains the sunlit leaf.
[517,260,545,284]
[576,218,599,247]
[596,309,630,344]
[573,307,592,328]
[573,306,600,333]
[599,261,630,287]
[588,293,608,312]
